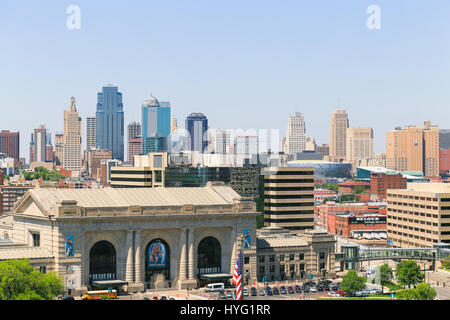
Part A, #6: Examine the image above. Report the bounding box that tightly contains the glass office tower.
[142,96,170,153]
[184,113,208,152]
[96,85,124,161]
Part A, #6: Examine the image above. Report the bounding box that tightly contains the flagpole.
[241,234,244,301]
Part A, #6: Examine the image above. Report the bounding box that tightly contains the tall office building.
[63,97,82,174]
[346,128,374,164]
[86,116,96,152]
[234,136,258,155]
[96,85,124,161]
[128,122,141,141]
[329,109,349,162]
[213,129,231,154]
[142,95,170,153]
[184,113,208,153]
[54,133,64,166]
[286,112,306,155]
[170,117,178,134]
[32,125,47,163]
[0,130,19,163]
[263,167,315,233]
[386,121,439,177]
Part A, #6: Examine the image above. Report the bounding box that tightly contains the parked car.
[218,290,227,299]
[251,287,258,296]
[302,285,310,293]
[331,284,340,291]
[355,291,368,297]
[310,286,317,293]
[243,288,249,296]
[335,290,348,296]
[258,289,265,296]
[226,290,233,299]
[152,296,159,300]
[327,292,341,297]
[159,296,167,300]
[273,287,280,295]
[280,286,287,295]
[316,285,323,292]
[294,285,301,293]
[288,286,295,294]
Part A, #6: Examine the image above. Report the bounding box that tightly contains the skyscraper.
[286,112,306,155]
[234,136,258,155]
[96,85,124,161]
[170,117,178,134]
[345,128,374,164]
[0,130,19,164]
[127,122,142,163]
[54,133,64,166]
[32,125,47,163]
[386,121,440,177]
[86,116,96,152]
[329,109,349,162]
[142,96,170,153]
[63,97,82,175]
[184,113,208,153]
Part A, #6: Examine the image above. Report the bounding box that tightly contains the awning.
[199,273,233,280]
[91,280,128,287]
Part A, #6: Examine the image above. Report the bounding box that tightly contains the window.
[258,256,265,263]
[31,232,40,247]
[299,253,304,260]
[300,263,305,271]
[319,252,326,260]
[279,254,285,261]
[289,254,295,261]
[269,255,275,262]
[244,257,250,264]
[39,266,47,273]
[319,262,326,270]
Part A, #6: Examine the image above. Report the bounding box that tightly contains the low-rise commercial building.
[387,183,450,248]
[256,227,336,281]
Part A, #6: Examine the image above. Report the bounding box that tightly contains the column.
[179,229,187,281]
[187,228,194,279]
[125,231,133,283]
[134,230,142,283]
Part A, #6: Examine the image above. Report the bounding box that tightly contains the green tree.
[354,185,367,194]
[255,198,265,229]
[396,260,424,289]
[378,264,394,294]
[0,259,64,300]
[396,283,436,300]
[340,270,367,293]
[441,256,450,270]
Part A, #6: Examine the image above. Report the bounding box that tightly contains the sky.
[1,0,450,161]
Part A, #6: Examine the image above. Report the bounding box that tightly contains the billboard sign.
[148,241,168,268]
[348,216,386,224]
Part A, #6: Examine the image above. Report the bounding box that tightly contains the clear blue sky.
[1,1,450,160]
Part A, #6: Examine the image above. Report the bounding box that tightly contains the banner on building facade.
[148,241,167,268]
[243,229,251,249]
[65,235,74,257]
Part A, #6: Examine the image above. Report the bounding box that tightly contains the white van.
[205,283,225,292]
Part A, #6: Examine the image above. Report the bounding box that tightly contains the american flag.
[232,250,243,300]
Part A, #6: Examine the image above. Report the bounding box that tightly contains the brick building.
[370,172,407,200]
[327,213,386,238]
[0,130,19,164]
[337,180,370,195]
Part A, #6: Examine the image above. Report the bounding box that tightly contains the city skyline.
[2,1,450,160]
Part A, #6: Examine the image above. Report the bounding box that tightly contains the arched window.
[197,236,221,275]
[145,239,170,281]
[89,240,116,281]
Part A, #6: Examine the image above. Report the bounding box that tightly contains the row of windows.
[258,253,306,263]
[265,171,313,176]
[265,194,314,199]
[265,202,315,207]
[388,216,437,225]
[265,187,314,191]
[388,202,438,210]
[388,210,438,218]
[264,179,314,184]
[388,233,437,243]
[387,194,438,202]
[265,210,314,215]
[387,223,438,232]
[264,218,314,223]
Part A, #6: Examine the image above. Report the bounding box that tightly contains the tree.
[341,270,366,293]
[441,256,450,270]
[397,283,436,300]
[378,264,393,294]
[354,185,367,194]
[396,260,424,289]
[0,259,64,300]
[255,198,265,229]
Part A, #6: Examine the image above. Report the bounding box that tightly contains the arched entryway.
[145,239,170,287]
[197,236,221,276]
[89,240,116,281]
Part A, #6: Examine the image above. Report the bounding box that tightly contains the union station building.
[0,184,258,294]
